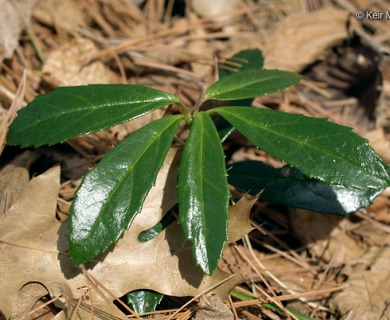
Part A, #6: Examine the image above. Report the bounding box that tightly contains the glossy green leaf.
[214,107,390,189]
[229,160,383,215]
[7,84,180,147]
[178,112,230,275]
[138,209,176,242]
[126,290,164,314]
[216,49,263,141]
[69,115,183,265]
[205,69,302,101]
[218,48,264,78]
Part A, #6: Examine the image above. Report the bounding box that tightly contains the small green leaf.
[205,69,302,101]
[178,112,230,275]
[216,49,264,141]
[126,290,164,314]
[229,160,383,215]
[7,84,180,147]
[69,115,183,265]
[218,48,264,78]
[138,209,176,242]
[214,107,390,189]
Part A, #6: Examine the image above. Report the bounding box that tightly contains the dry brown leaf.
[12,282,51,319]
[42,38,119,86]
[0,148,256,318]
[263,8,358,72]
[0,150,40,215]
[0,165,71,318]
[0,0,39,62]
[193,294,234,320]
[227,195,257,243]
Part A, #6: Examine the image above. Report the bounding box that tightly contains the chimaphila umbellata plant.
[7,49,390,275]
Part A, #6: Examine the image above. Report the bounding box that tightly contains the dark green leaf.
[218,48,264,78]
[178,112,230,275]
[216,49,264,140]
[138,209,176,242]
[7,84,180,147]
[214,107,390,189]
[216,121,235,142]
[69,115,183,265]
[205,69,302,101]
[126,290,164,314]
[229,160,383,215]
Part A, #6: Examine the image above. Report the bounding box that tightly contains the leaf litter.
[1,0,390,319]
[0,149,258,318]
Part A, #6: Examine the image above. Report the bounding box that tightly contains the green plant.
[7,49,390,276]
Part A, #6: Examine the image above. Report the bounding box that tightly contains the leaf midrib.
[197,114,206,242]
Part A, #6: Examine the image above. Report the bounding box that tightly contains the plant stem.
[176,101,192,125]
[194,98,206,113]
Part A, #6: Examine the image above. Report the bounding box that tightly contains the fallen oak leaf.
[0,149,257,318]
[0,165,74,318]
[228,194,258,243]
